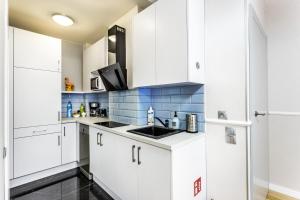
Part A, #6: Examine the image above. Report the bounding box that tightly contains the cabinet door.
[137,142,171,200]
[14,67,61,128]
[89,127,101,179]
[114,136,138,200]
[83,38,107,91]
[14,28,61,71]
[155,0,188,85]
[14,132,61,178]
[132,4,156,88]
[62,123,77,164]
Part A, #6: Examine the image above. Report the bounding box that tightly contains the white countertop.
[62,117,205,151]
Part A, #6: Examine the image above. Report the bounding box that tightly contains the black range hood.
[99,25,127,91]
[98,63,128,91]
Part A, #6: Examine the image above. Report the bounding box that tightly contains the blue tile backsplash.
[62,85,204,132]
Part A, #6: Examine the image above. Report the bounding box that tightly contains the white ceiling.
[9,0,151,44]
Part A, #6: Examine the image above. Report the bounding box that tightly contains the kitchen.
[0,0,299,200]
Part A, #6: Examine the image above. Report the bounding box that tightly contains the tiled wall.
[62,85,204,131]
[109,85,205,131]
[62,93,108,118]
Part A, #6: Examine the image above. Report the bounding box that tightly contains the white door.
[155,0,188,85]
[0,0,8,198]
[115,136,138,200]
[14,67,61,128]
[137,142,171,200]
[249,9,269,200]
[14,132,61,178]
[132,4,156,88]
[89,127,101,179]
[62,123,77,164]
[14,28,61,72]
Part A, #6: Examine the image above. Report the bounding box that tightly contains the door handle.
[99,133,103,146]
[137,146,141,165]
[97,133,100,145]
[132,145,136,163]
[63,127,66,137]
[254,111,266,117]
[58,135,61,146]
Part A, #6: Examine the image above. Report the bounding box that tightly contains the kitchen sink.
[127,126,183,139]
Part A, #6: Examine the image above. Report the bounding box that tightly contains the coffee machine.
[89,102,100,117]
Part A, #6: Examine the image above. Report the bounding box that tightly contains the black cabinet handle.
[137,146,141,165]
[132,145,136,162]
[100,133,103,146]
[97,133,100,145]
[63,127,66,137]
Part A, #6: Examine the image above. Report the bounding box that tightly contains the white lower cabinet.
[14,132,61,178]
[62,123,77,164]
[90,127,171,200]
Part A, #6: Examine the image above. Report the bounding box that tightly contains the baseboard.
[269,183,300,199]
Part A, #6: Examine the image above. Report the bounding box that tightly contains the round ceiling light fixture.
[52,14,74,26]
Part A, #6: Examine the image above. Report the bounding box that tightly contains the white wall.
[61,40,83,91]
[250,0,266,28]
[266,0,300,198]
[109,6,138,89]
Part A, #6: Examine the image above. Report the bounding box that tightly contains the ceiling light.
[52,14,74,26]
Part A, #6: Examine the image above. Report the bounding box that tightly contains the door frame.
[247,5,269,200]
[0,0,9,199]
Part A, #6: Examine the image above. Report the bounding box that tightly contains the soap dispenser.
[172,111,180,129]
[147,106,154,125]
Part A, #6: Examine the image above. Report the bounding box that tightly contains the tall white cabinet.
[133,0,205,87]
[10,27,62,179]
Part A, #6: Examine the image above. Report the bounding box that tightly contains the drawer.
[14,124,61,139]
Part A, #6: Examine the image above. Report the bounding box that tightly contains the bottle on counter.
[147,106,154,125]
[67,101,72,118]
[172,111,180,129]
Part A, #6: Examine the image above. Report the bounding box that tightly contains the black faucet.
[155,117,169,128]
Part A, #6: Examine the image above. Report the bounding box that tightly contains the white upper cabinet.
[132,4,156,87]
[14,67,61,128]
[133,0,205,87]
[83,37,107,91]
[13,28,61,72]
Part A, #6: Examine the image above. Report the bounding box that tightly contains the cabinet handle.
[58,111,61,121]
[196,62,200,70]
[58,135,60,146]
[63,127,66,137]
[97,133,100,145]
[137,146,141,165]
[132,145,136,163]
[100,133,103,146]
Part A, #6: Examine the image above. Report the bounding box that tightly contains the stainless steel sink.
[127,126,183,139]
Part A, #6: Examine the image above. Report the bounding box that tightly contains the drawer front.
[14,124,61,139]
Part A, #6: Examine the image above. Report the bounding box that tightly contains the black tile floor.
[11,173,114,200]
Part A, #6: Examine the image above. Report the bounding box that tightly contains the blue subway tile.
[124,96,138,103]
[180,85,204,95]
[162,87,181,95]
[171,95,191,104]
[160,104,181,111]
[151,88,162,96]
[137,103,151,111]
[156,111,171,119]
[180,104,204,112]
[152,96,170,103]
[191,94,204,104]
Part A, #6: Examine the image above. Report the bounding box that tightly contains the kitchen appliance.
[99,108,107,117]
[90,76,101,91]
[94,121,128,128]
[79,124,92,180]
[89,102,100,117]
[186,114,198,133]
[93,25,127,91]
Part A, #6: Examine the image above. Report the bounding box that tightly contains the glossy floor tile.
[11,173,113,200]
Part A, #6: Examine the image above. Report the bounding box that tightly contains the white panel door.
[14,28,61,71]
[155,0,188,85]
[62,123,77,164]
[137,142,171,200]
[14,67,61,128]
[14,132,61,178]
[249,10,269,200]
[115,136,138,200]
[89,127,101,180]
[132,4,156,88]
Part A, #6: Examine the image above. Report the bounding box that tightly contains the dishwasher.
[79,123,92,180]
